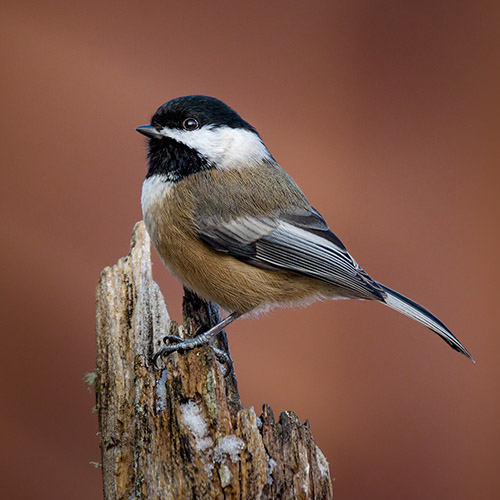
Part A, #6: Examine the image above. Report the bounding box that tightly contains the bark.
[95,221,333,500]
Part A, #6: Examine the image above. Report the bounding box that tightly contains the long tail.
[377,283,474,362]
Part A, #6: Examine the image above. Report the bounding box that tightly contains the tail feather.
[378,283,474,362]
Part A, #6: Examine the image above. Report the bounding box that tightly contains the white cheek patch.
[159,125,272,169]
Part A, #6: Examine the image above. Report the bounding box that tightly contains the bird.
[136,95,473,364]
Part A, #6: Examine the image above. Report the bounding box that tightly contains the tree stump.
[95,221,333,499]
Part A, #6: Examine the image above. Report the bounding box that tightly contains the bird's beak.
[135,125,163,139]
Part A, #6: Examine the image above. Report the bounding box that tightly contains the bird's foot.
[152,331,234,376]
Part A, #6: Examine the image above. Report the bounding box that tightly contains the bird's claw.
[210,347,234,377]
[152,336,233,376]
[162,334,184,344]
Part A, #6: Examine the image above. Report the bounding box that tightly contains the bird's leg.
[157,334,235,376]
[153,312,241,368]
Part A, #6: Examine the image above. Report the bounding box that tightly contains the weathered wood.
[95,221,333,499]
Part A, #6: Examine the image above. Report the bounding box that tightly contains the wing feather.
[197,208,384,299]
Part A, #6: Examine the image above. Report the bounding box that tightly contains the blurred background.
[2,1,499,498]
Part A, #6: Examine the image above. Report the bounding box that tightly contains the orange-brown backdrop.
[2,1,499,499]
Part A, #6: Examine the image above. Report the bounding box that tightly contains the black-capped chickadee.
[136,95,473,363]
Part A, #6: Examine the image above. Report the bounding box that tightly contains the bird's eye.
[183,118,199,131]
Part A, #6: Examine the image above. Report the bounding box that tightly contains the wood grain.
[95,221,333,499]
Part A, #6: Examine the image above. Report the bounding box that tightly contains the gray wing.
[197,207,385,300]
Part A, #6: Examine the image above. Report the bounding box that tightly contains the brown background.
[2,1,499,499]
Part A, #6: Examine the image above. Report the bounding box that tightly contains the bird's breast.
[141,174,343,314]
